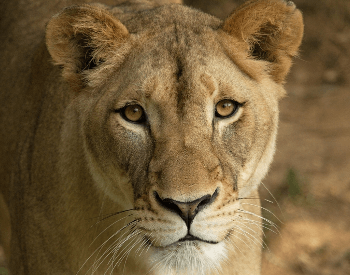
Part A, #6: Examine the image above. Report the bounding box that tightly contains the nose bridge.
[152,118,208,165]
[167,151,208,186]
[147,88,222,197]
[150,128,221,200]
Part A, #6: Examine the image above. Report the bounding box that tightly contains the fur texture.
[0,0,303,274]
[222,0,304,84]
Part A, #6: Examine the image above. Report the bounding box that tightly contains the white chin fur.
[148,241,227,275]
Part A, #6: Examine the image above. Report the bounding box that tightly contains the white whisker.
[227,232,251,254]
[137,232,153,257]
[89,214,134,248]
[121,236,144,274]
[238,218,279,235]
[91,224,137,274]
[112,230,142,268]
[234,220,265,238]
[241,202,283,224]
[237,209,278,229]
[80,220,139,275]
[260,182,285,219]
[232,226,262,248]
[225,236,241,255]
[97,228,140,274]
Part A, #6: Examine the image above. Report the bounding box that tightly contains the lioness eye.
[215,99,239,118]
[121,104,145,123]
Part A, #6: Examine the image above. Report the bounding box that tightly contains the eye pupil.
[123,104,145,123]
[215,99,238,118]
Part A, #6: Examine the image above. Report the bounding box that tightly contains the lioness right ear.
[46,5,130,89]
[222,0,304,84]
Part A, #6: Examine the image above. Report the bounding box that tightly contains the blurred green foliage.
[286,168,302,200]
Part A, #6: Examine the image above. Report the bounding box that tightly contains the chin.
[148,240,228,275]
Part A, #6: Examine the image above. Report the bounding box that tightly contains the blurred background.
[1,0,349,274]
[184,0,350,274]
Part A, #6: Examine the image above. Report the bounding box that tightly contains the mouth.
[143,233,220,250]
[177,233,219,245]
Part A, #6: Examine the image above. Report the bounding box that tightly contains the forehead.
[103,6,261,118]
[116,28,253,106]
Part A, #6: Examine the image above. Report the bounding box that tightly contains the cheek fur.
[215,108,255,166]
[108,115,154,196]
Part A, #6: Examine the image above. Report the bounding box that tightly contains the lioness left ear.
[46,4,130,89]
[222,0,304,83]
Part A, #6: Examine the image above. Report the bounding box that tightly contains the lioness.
[0,0,303,274]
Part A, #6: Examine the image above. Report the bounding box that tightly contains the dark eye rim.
[215,99,243,119]
[115,103,147,124]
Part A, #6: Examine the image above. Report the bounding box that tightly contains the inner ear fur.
[46,4,130,89]
[222,0,304,83]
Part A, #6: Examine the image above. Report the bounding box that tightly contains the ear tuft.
[46,5,130,89]
[222,0,304,83]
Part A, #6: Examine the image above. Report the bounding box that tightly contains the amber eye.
[215,99,239,118]
[121,104,146,123]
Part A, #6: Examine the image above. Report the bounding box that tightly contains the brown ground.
[1,0,349,274]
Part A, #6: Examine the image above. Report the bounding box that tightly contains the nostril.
[196,188,219,212]
[196,196,211,211]
[154,191,183,217]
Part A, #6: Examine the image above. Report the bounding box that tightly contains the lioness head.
[46,0,303,274]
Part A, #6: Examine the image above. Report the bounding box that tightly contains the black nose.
[154,188,219,228]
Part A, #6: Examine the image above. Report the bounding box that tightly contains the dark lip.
[143,234,220,249]
[177,234,219,245]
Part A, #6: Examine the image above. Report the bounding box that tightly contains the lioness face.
[81,17,279,274]
[45,1,303,274]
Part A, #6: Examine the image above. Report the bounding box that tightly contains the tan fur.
[0,0,303,274]
[222,0,304,84]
